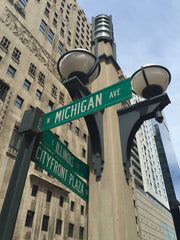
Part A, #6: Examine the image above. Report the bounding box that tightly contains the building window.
[47,29,54,44]
[70,201,75,211]
[46,190,52,202]
[56,219,62,235]
[31,184,38,197]
[48,100,54,110]
[64,140,68,148]
[23,79,31,91]
[53,18,57,26]
[67,122,72,130]
[169,226,176,240]
[7,65,16,78]
[14,96,24,109]
[68,223,74,238]
[44,2,51,16]
[9,125,22,152]
[82,149,86,158]
[35,89,42,100]
[17,0,28,9]
[162,223,170,240]
[0,79,9,102]
[83,134,87,143]
[67,37,71,46]
[58,41,63,55]
[79,227,84,240]
[28,63,36,77]
[41,215,49,231]
[59,91,64,105]
[75,40,79,46]
[75,127,79,136]
[25,210,34,227]
[60,28,64,37]
[51,84,57,98]
[0,36,10,52]
[81,205,84,215]
[38,72,45,86]
[59,196,64,207]
[12,47,21,63]
[39,20,47,35]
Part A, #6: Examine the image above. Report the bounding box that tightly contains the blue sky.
[78,0,180,165]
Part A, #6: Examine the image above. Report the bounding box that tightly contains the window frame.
[41,215,49,231]
[35,89,42,100]
[17,0,28,9]
[25,210,34,227]
[7,65,16,78]
[47,29,54,44]
[39,20,47,35]
[56,219,62,235]
[14,96,24,109]
[23,79,31,91]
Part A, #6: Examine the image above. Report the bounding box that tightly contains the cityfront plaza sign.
[41,78,132,132]
[34,142,88,201]
[36,78,132,201]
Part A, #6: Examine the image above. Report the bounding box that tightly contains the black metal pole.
[0,132,36,240]
[0,107,44,240]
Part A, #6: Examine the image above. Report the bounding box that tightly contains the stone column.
[87,15,138,240]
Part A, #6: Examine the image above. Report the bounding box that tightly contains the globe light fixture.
[131,64,171,99]
[57,48,101,84]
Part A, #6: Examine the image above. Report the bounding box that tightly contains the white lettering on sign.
[109,88,121,99]
[35,145,68,182]
[54,93,102,124]
[69,173,84,194]
[55,141,74,168]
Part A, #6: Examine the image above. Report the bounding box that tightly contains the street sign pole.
[0,108,44,240]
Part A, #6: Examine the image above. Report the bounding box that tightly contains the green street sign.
[34,142,88,201]
[41,78,132,131]
[40,130,89,180]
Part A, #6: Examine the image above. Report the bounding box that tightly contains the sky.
[78,0,180,166]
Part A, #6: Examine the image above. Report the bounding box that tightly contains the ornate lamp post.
[57,49,104,177]
[57,47,171,239]
[118,64,171,180]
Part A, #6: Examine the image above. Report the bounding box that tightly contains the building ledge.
[30,172,70,195]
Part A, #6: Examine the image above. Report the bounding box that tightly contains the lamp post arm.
[117,93,170,180]
[62,76,104,178]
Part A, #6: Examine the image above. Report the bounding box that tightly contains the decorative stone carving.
[0,89,12,132]
[0,7,59,78]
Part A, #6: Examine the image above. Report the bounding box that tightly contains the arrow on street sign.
[41,78,132,131]
[40,130,89,180]
[34,142,88,201]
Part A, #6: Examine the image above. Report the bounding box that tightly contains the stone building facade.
[0,1,178,240]
[0,0,90,239]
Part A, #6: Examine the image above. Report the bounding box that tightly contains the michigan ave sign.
[41,78,132,131]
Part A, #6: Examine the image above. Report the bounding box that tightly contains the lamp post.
[118,64,171,180]
[57,49,104,177]
[57,47,171,239]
